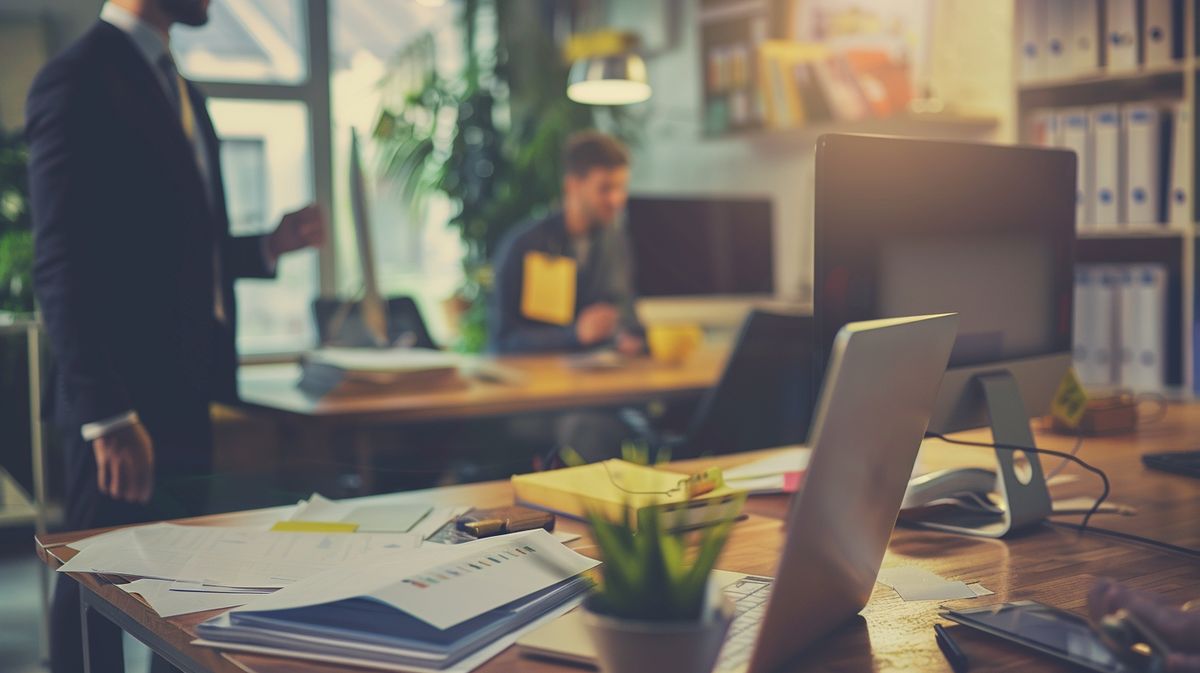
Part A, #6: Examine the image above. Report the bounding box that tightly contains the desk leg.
[77,582,211,673]
[353,428,376,495]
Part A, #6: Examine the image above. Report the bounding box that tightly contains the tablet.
[942,601,1135,673]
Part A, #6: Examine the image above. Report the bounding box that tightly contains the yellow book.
[511,460,746,531]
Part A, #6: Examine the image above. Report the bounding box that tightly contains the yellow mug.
[647,324,704,365]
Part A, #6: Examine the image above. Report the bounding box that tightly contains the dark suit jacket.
[26,21,274,437]
[489,211,643,354]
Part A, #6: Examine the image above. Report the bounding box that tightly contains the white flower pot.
[582,592,736,673]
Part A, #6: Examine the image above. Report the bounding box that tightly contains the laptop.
[517,313,960,673]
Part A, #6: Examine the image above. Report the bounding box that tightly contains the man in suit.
[26,1,325,670]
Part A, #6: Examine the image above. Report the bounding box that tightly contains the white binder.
[1105,0,1140,72]
[1115,266,1136,385]
[1090,105,1123,227]
[1122,103,1167,226]
[1092,266,1119,386]
[1126,264,1167,391]
[1045,1,1074,79]
[1018,0,1049,82]
[1169,102,1191,227]
[1142,0,1178,68]
[1073,267,1097,385]
[1069,0,1101,76]
[1058,108,1093,229]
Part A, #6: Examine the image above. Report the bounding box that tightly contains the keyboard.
[715,576,774,671]
[1143,451,1200,479]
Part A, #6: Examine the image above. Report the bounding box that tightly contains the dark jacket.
[26,21,274,432]
[489,211,642,354]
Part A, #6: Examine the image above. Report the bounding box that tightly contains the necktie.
[158,53,227,325]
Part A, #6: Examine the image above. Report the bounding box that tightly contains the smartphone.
[942,601,1143,673]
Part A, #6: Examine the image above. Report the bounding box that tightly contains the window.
[171,0,321,356]
[171,0,472,352]
[329,0,466,343]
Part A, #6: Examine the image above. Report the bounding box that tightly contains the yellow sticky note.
[521,251,576,326]
[271,520,359,533]
[1050,367,1089,429]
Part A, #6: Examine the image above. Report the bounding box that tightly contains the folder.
[1115,266,1136,385]
[1045,1,1073,79]
[1073,267,1097,386]
[1090,105,1123,227]
[1142,0,1182,67]
[1123,265,1167,390]
[1058,108,1093,229]
[1168,101,1191,226]
[1105,0,1140,72]
[1018,0,1049,82]
[1030,108,1061,147]
[1123,103,1168,225]
[1069,0,1101,76]
[1092,266,1119,386]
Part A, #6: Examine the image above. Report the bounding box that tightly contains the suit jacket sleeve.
[27,61,133,425]
[226,234,275,280]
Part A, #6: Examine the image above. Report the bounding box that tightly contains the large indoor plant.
[0,130,33,315]
[373,0,639,351]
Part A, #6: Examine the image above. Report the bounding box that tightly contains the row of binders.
[1073,264,1168,390]
[1018,0,1184,82]
[1030,102,1189,229]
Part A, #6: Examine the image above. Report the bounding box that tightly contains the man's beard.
[160,0,208,27]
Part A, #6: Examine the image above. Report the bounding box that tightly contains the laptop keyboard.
[715,576,774,671]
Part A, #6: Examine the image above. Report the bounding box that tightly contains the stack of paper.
[298,347,468,398]
[194,529,598,671]
[722,448,810,494]
[60,523,420,617]
[283,494,469,541]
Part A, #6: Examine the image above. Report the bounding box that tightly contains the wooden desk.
[38,405,1200,673]
[235,348,728,425]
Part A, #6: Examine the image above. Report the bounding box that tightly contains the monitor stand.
[907,371,1053,538]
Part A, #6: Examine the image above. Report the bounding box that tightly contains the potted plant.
[0,129,33,316]
[583,502,740,673]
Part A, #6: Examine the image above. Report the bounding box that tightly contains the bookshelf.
[1015,0,1197,392]
[698,0,996,139]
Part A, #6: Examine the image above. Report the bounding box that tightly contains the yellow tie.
[168,61,227,324]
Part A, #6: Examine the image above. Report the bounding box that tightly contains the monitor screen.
[626,196,774,297]
[814,134,1075,370]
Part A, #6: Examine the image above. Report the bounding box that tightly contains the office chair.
[312,296,438,349]
[630,310,816,460]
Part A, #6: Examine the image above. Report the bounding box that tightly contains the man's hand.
[1089,578,1200,672]
[92,421,155,503]
[616,332,645,357]
[265,204,327,265]
[575,303,619,346]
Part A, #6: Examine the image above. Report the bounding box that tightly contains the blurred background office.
[0,0,1191,671]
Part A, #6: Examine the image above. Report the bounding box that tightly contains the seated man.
[490,130,644,355]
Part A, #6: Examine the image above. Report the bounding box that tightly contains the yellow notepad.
[511,460,745,530]
[521,251,576,326]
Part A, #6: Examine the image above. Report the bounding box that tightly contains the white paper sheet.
[59,524,420,588]
[876,566,979,601]
[288,494,466,541]
[723,448,811,480]
[232,529,600,630]
[120,579,264,618]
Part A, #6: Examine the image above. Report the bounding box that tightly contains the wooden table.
[37,404,1200,673]
[235,348,728,425]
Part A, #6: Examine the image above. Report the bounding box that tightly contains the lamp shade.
[566,53,651,106]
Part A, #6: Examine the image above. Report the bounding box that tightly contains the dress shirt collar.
[100,2,171,68]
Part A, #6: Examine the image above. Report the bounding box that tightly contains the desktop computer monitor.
[813,133,1076,537]
[626,195,774,297]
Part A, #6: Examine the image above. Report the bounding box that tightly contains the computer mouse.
[902,467,998,510]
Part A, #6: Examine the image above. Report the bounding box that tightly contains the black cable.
[1046,521,1200,560]
[924,431,1110,531]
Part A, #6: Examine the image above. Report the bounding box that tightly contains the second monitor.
[813,133,1077,537]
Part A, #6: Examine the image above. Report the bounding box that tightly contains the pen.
[934,623,969,673]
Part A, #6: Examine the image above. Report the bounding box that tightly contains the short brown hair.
[563,130,629,177]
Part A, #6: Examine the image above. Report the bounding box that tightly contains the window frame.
[189,0,336,360]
